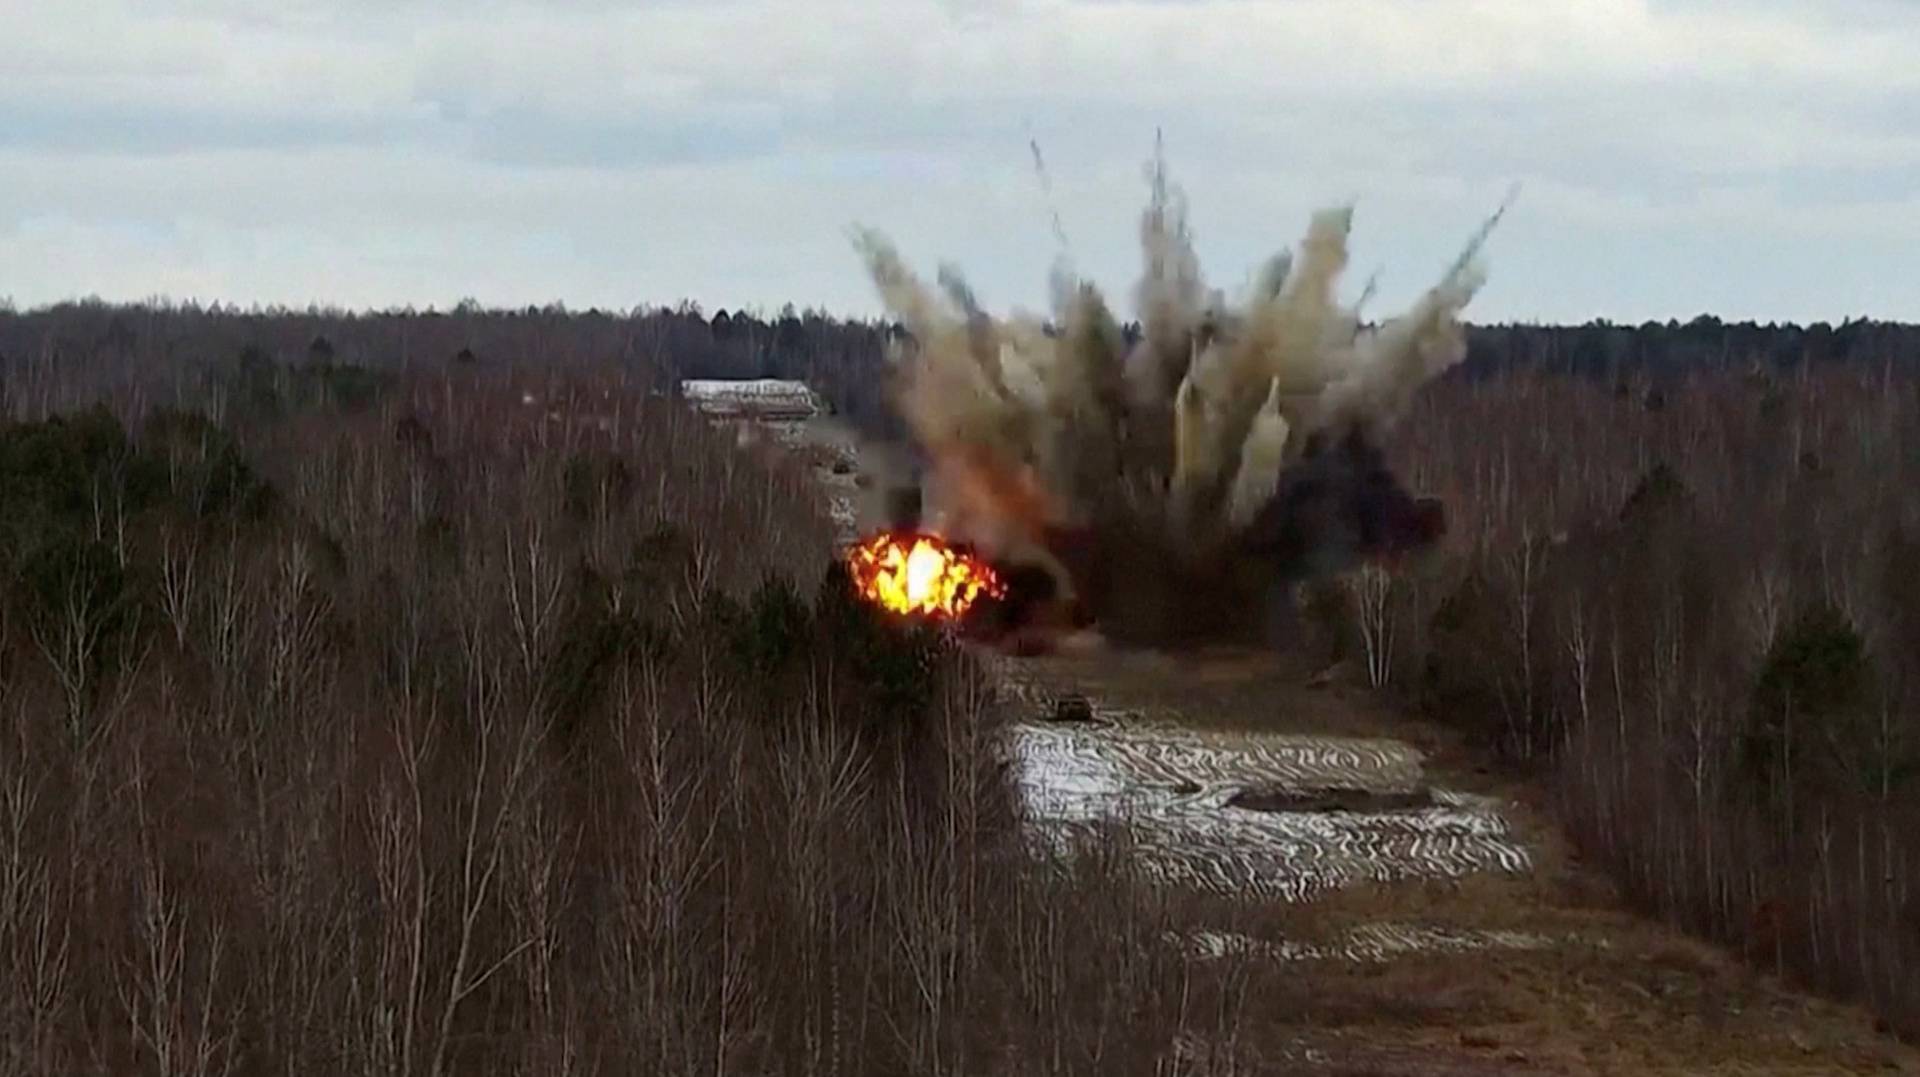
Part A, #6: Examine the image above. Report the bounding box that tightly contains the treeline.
[6,300,1915,448]
[1460,315,1917,380]
[0,300,908,442]
[0,314,1288,1075]
[1305,360,1920,1040]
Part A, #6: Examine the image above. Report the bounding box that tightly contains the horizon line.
[3,295,1912,333]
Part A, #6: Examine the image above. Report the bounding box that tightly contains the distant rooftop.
[680,378,822,420]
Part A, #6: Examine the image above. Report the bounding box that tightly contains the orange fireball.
[846,531,1005,619]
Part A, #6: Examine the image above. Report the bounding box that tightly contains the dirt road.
[990,645,1917,1076]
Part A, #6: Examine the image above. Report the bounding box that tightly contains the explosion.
[847,530,1006,619]
[855,145,1510,647]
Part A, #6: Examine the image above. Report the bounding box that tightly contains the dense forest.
[0,299,1304,1075]
[1362,357,1920,1040]
[0,298,1916,1066]
[6,299,1916,445]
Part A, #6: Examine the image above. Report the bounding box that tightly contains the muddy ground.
[989,645,1917,1075]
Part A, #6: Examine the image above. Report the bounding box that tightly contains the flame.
[846,531,1005,619]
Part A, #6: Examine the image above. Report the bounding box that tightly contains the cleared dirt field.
[990,645,1919,1075]
[1005,715,1532,901]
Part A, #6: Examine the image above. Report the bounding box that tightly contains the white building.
[678,379,822,422]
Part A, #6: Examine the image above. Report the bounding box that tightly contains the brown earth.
[990,643,1919,1076]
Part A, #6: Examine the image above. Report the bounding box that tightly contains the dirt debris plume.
[855,147,1510,646]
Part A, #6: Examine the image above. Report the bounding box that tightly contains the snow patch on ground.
[1003,714,1533,901]
[1173,923,1592,964]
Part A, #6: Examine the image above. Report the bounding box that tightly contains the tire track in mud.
[1174,922,1597,964]
[1002,697,1533,902]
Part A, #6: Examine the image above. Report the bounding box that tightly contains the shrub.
[1618,461,1691,526]
[544,560,674,738]
[1746,605,1879,798]
[1296,576,1357,667]
[0,405,152,556]
[561,452,634,524]
[143,407,277,520]
[1421,567,1516,751]
[733,571,810,683]
[813,559,948,736]
[13,536,141,730]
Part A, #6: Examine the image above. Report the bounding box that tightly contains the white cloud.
[1,0,1916,322]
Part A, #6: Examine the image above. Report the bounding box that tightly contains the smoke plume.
[855,149,1509,647]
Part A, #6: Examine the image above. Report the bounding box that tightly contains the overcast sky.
[3,0,1916,325]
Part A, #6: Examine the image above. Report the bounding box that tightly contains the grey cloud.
[1647,0,1920,27]
[0,99,417,156]
[1773,164,1920,210]
[447,106,787,169]
[1,0,1917,323]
